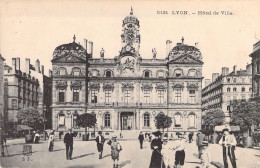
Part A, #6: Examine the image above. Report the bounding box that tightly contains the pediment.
[169,54,203,64]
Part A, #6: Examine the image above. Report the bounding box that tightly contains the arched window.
[58,113,65,126]
[174,113,182,127]
[143,113,150,127]
[227,88,231,92]
[73,113,78,127]
[72,68,81,76]
[105,71,112,77]
[188,69,197,76]
[188,114,196,128]
[104,113,111,127]
[233,87,237,92]
[241,87,245,92]
[145,71,150,78]
[58,68,67,75]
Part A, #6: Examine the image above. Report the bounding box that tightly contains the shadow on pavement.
[7,151,38,157]
[66,165,97,168]
[255,155,260,157]
[211,161,224,168]
[102,154,111,158]
[72,153,95,160]
[119,160,131,167]
[52,149,65,152]
[185,161,201,164]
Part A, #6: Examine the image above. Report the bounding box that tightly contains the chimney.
[212,73,219,82]
[205,79,211,87]
[35,59,40,73]
[89,41,93,58]
[84,39,88,56]
[16,58,20,71]
[233,65,237,74]
[49,70,53,77]
[25,58,30,74]
[41,65,44,75]
[221,67,229,76]
[12,58,16,73]
[166,40,172,57]
[246,63,252,75]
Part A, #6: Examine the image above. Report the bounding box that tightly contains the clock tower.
[120,7,140,55]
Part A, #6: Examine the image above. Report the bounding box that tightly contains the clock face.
[126,45,131,51]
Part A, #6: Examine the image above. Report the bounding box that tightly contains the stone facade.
[4,58,52,130]
[250,40,260,101]
[0,54,5,129]
[202,64,252,126]
[51,9,203,137]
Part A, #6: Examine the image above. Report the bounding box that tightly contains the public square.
[1,137,260,168]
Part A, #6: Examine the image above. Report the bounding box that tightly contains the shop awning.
[17,125,33,131]
[214,125,240,132]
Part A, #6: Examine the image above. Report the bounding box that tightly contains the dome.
[53,35,86,60]
[123,7,139,26]
[168,42,202,61]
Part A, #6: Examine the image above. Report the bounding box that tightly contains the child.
[173,135,187,168]
[107,135,122,168]
[201,141,211,168]
[161,137,175,168]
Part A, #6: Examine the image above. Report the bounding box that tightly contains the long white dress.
[161,142,175,168]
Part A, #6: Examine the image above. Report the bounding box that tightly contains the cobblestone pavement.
[0,138,259,168]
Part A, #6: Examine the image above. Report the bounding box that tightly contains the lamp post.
[43,104,46,140]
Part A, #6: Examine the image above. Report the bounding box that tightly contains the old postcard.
[0,0,260,168]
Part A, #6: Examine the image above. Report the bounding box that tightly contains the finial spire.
[73,34,76,43]
[181,37,184,44]
[130,7,133,15]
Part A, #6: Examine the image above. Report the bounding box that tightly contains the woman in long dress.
[149,131,163,168]
[48,130,55,151]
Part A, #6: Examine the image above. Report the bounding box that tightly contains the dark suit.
[138,134,144,149]
[64,133,74,159]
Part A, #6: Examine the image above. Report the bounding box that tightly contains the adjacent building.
[0,54,5,129]
[202,64,252,126]
[250,40,260,101]
[51,9,204,137]
[4,58,52,131]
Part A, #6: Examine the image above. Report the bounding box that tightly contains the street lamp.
[43,104,46,140]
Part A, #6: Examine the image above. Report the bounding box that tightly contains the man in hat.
[96,131,105,159]
[219,129,237,168]
[138,132,144,149]
[64,129,74,160]
[201,141,211,168]
[196,130,205,159]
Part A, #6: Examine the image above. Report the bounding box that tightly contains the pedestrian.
[196,130,205,159]
[96,131,105,159]
[1,129,7,157]
[48,130,55,151]
[173,134,187,168]
[59,131,62,140]
[149,131,163,168]
[188,132,193,143]
[34,131,40,143]
[201,141,211,168]
[161,137,175,168]
[107,135,122,168]
[219,129,237,168]
[138,132,144,149]
[64,129,74,160]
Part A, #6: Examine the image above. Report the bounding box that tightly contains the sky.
[0,0,260,82]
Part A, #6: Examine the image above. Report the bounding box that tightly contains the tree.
[154,113,172,134]
[17,107,43,135]
[75,113,97,136]
[202,109,225,127]
[231,100,260,136]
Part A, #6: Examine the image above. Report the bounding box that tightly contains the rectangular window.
[58,89,65,102]
[242,78,245,83]
[105,90,112,104]
[175,89,182,103]
[189,115,196,128]
[91,90,98,103]
[233,78,237,83]
[158,90,164,104]
[189,90,196,103]
[124,90,131,103]
[73,89,79,102]
[12,99,17,109]
[144,90,150,103]
[175,115,181,127]
[58,115,65,126]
